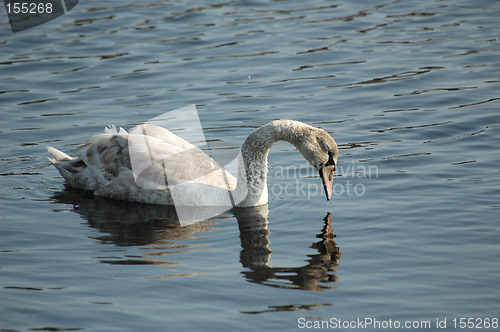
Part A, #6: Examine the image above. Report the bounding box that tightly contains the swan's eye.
[326,150,336,167]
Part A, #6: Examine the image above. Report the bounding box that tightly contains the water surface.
[1,0,500,331]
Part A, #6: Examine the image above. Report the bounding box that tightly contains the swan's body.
[48,120,338,207]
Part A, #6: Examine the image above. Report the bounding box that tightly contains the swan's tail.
[47,146,91,189]
[47,146,79,177]
[47,146,72,163]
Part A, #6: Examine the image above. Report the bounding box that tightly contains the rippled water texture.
[1,0,500,331]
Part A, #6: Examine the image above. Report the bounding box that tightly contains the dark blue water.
[1,0,500,331]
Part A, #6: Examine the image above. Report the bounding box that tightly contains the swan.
[47,119,338,208]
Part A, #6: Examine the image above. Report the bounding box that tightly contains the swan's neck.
[235,120,310,207]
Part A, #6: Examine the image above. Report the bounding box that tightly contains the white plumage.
[48,120,338,208]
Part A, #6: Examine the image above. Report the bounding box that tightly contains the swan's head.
[298,127,338,201]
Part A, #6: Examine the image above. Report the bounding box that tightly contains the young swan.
[47,119,338,207]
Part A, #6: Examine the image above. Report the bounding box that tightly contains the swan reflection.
[52,188,341,289]
[235,206,341,291]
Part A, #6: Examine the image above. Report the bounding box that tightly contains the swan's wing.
[48,124,238,209]
[128,124,237,190]
[129,123,195,151]
[47,127,131,191]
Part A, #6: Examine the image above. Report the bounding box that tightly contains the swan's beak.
[319,165,335,201]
